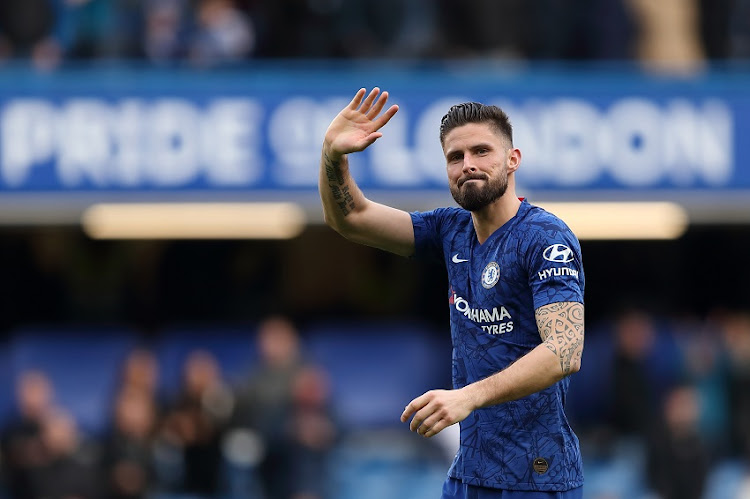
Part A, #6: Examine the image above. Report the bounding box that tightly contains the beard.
[450,171,509,212]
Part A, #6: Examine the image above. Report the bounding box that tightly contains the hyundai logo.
[543,244,574,263]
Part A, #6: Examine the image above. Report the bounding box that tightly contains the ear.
[507,148,521,173]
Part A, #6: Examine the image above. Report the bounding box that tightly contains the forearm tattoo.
[535,302,584,375]
[323,151,355,217]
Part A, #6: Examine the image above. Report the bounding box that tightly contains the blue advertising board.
[0,64,748,197]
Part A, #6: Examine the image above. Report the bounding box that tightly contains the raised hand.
[324,87,399,157]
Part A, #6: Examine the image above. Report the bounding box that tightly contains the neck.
[471,192,522,244]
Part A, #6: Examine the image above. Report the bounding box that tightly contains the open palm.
[325,87,399,155]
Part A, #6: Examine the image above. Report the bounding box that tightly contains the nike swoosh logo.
[452,254,469,263]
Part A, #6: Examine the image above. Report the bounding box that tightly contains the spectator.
[1,370,58,499]
[337,0,438,59]
[31,408,102,499]
[159,350,233,497]
[189,0,255,67]
[0,0,62,69]
[142,0,188,64]
[626,0,706,73]
[526,0,635,60]
[101,387,158,499]
[435,0,527,58]
[646,384,710,499]
[610,310,659,439]
[118,347,161,401]
[730,0,750,58]
[679,321,730,454]
[285,365,338,499]
[231,315,306,498]
[721,311,750,460]
[232,316,304,441]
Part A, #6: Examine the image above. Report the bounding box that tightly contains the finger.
[356,132,382,151]
[417,412,443,436]
[348,88,367,110]
[366,90,389,119]
[373,104,399,130]
[401,394,428,423]
[410,406,435,433]
[423,420,451,438]
[359,87,381,114]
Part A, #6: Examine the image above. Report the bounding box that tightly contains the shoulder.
[516,204,582,259]
[411,206,470,228]
[522,204,576,237]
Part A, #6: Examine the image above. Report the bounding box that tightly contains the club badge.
[481,262,500,289]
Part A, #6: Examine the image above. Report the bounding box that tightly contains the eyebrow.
[445,142,494,156]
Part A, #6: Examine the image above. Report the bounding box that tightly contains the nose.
[462,154,477,174]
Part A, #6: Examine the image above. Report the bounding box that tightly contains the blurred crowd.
[0,316,339,499]
[1,0,749,72]
[576,308,750,499]
[1,309,750,498]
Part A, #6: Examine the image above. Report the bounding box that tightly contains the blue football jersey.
[411,199,585,492]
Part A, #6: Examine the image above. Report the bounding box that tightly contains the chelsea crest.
[481,262,500,289]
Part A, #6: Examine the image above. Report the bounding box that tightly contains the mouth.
[458,175,487,188]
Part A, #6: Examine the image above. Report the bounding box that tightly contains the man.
[319,88,585,498]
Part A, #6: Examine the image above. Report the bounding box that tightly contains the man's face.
[443,122,514,212]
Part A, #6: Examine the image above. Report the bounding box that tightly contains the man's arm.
[401,301,584,438]
[319,88,415,257]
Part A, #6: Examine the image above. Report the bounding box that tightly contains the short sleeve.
[410,208,457,263]
[523,220,585,310]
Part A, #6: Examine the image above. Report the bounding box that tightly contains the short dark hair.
[439,102,513,146]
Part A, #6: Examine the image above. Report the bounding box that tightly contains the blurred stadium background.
[0,0,750,498]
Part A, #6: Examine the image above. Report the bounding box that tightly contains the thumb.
[356,132,383,151]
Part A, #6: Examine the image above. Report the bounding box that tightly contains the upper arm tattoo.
[535,302,584,375]
[323,151,355,217]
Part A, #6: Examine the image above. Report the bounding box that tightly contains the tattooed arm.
[319,88,414,256]
[464,301,584,404]
[536,301,585,374]
[402,301,584,437]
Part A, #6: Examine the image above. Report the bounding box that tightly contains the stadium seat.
[7,326,138,436]
[304,320,450,429]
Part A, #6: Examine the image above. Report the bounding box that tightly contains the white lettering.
[147,99,200,186]
[551,99,603,186]
[480,322,514,335]
[0,98,264,188]
[487,307,500,322]
[110,100,146,186]
[697,99,733,185]
[202,99,263,185]
[1,99,57,187]
[58,99,112,187]
[510,97,734,188]
[538,267,579,281]
[269,97,345,186]
[0,95,734,192]
[451,292,512,325]
[606,98,664,186]
[499,306,511,320]
[369,106,419,186]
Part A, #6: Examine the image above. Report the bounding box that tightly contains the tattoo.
[535,302,584,375]
[323,151,355,216]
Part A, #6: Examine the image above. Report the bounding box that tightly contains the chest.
[445,230,527,301]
